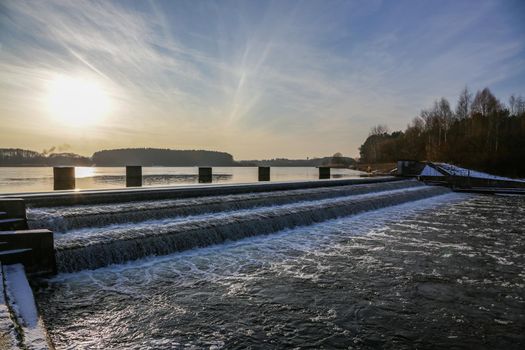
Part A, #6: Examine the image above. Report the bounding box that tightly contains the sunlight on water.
[74,167,97,179]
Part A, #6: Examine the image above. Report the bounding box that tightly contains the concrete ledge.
[3,177,401,208]
[0,230,55,275]
[0,200,26,220]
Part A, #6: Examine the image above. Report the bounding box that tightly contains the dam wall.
[23,179,451,273]
[8,177,402,208]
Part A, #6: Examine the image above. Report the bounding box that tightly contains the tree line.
[1,147,355,167]
[92,148,235,166]
[238,153,355,167]
[0,148,235,166]
[0,148,91,166]
[359,88,525,177]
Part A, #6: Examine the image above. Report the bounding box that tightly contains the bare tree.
[471,88,502,116]
[455,86,472,120]
[369,124,389,136]
[509,95,525,116]
[437,97,453,143]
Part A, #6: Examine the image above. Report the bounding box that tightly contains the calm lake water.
[33,192,525,349]
[0,167,363,194]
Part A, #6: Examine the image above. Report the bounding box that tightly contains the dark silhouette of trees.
[455,87,472,120]
[237,156,355,167]
[0,148,43,165]
[359,87,525,177]
[0,148,91,166]
[91,148,235,166]
[0,148,236,166]
[509,95,525,116]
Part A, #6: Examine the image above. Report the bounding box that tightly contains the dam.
[1,176,524,349]
[25,179,445,273]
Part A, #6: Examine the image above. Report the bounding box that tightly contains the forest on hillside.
[238,153,355,167]
[91,148,236,166]
[0,148,236,166]
[1,148,354,167]
[359,88,525,177]
[0,148,92,166]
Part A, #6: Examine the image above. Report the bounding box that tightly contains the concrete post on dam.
[53,167,75,190]
[258,167,270,181]
[198,167,212,183]
[126,166,142,187]
[319,167,331,180]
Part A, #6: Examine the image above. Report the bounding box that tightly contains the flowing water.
[28,181,447,272]
[31,183,525,349]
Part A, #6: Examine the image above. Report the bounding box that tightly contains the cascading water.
[28,179,422,232]
[29,180,451,273]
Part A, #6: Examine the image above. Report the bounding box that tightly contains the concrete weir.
[4,177,450,273]
[7,177,402,207]
[2,177,451,274]
[54,184,449,273]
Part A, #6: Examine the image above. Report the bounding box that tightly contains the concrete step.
[0,199,26,219]
[0,218,28,231]
[0,248,33,266]
[0,229,55,275]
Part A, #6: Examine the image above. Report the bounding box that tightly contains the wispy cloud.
[1,0,524,158]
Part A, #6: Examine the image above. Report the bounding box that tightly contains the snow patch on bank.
[436,163,525,182]
[421,165,444,177]
[0,263,19,350]
[3,264,49,350]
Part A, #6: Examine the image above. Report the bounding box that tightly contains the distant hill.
[92,148,235,166]
[238,156,355,167]
[1,147,354,168]
[0,147,234,166]
[0,148,91,166]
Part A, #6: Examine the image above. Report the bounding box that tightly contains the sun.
[46,75,111,127]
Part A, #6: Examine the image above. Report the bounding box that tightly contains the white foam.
[3,264,49,350]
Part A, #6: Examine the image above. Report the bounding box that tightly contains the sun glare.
[47,75,111,127]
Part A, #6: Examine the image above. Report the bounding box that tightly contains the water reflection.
[0,167,364,193]
[74,167,96,179]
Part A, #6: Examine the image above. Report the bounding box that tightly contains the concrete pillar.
[53,167,75,190]
[198,167,212,183]
[258,167,270,181]
[126,166,142,187]
[319,167,331,179]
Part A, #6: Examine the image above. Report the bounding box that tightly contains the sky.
[1,0,524,160]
